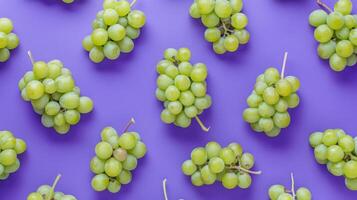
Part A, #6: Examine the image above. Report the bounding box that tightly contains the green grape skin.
[54,124,70,134]
[314,24,333,43]
[55,75,75,93]
[178,62,193,76]
[91,28,108,46]
[191,171,204,186]
[269,184,285,200]
[223,35,239,52]
[274,99,288,113]
[231,13,248,29]
[43,79,57,94]
[277,193,293,200]
[196,0,215,15]
[201,13,220,28]
[95,142,113,160]
[344,15,356,29]
[205,141,221,158]
[204,28,221,42]
[118,170,132,185]
[108,180,121,193]
[104,158,122,177]
[219,147,235,165]
[215,0,232,18]
[126,26,140,39]
[64,110,81,125]
[234,29,250,44]
[347,54,357,67]
[208,157,225,173]
[191,147,208,165]
[182,160,197,176]
[343,160,357,179]
[338,135,355,153]
[213,38,226,54]
[284,93,300,108]
[254,81,268,95]
[41,114,54,128]
[317,41,336,59]
[221,172,238,189]
[122,155,137,170]
[82,35,94,52]
[6,33,19,50]
[127,10,146,29]
[334,0,352,15]
[157,74,174,90]
[190,63,208,82]
[314,144,328,164]
[77,96,94,114]
[258,118,274,132]
[336,40,354,58]
[103,9,119,26]
[103,41,120,60]
[336,27,350,40]
[90,156,105,174]
[129,141,147,159]
[164,64,179,78]
[309,9,328,27]
[275,79,292,97]
[177,48,191,62]
[200,165,216,185]
[160,109,175,124]
[241,153,254,169]
[89,47,105,63]
[31,94,50,110]
[184,106,198,118]
[263,87,280,105]
[326,145,344,163]
[243,108,260,123]
[115,0,131,16]
[27,192,42,200]
[264,68,280,85]
[0,149,17,166]
[26,80,45,100]
[228,143,243,157]
[230,0,243,13]
[237,172,252,189]
[175,75,191,91]
[189,3,201,19]
[326,12,345,30]
[59,92,79,109]
[273,112,290,128]
[118,36,134,53]
[309,132,324,147]
[285,76,300,91]
[14,138,27,154]
[118,132,137,150]
[191,82,206,97]
[0,32,7,48]
[350,29,357,46]
[345,178,357,191]
[327,161,345,176]
[0,18,13,34]
[91,174,110,191]
[322,129,338,146]
[247,93,263,108]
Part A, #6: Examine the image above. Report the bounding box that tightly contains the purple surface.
[0,0,357,199]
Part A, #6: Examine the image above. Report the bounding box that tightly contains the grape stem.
[316,0,332,13]
[123,118,135,133]
[47,174,61,200]
[130,0,137,7]
[220,20,233,36]
[281,52,288,79]
[228,165,262,175]
[348,153,357,161]
[163,178,168,200]
[290,173,296,199]
[195,116,210,132]
[27,51,35,65]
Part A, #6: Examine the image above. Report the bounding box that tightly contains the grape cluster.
[156,48,211,131]
[82,0,146,63]
[0,131,26,181]
[18,55,94,134]
[268,174,312,200]
[189,0,249,54]
[27,175,77,200]
[181,141,261,189]
[309,0,357,71]
[242,66,300,137]
[0,18,19,62]
[309,129,357,190]
[90,119,147,193]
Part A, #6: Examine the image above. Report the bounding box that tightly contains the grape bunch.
[268,174,312,200]
[90,119,147,193]
[309,0,357,71]
[82,0,146,63]
[243,53,300,137]
[181,141,261,189]
[156,48,211,131]
[18,52,94,134]
[309,129,357,190]
[0,18,20,62]
[189,0,249,54]
[0,131,26,181]
[27,175,77,200]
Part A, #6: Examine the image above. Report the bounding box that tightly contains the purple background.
[0,0,357,199]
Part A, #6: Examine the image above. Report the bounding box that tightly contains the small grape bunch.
[0,131,26,181]
[18,52,94,134]
[156,48,211,132]
[242,53,300,137]
[309,0,357,71]
[189,0,249,54]
[268,174,312,200]
[0,18,20,62]
[82,0,146,63]
[90,118,147,193]
[27,175,77,200]
[309,129,357,190]
[181,141,261,189]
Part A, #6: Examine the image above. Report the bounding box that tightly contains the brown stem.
[316,0,332,13]
[228,165,262,175]
[123,118,135,133]
[195,116,210,132]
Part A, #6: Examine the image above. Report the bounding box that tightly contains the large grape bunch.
[27,175,77,200]
[82,0,146,63]
[182,141,261,189]
[243,53,300,137]
[90,118,147,193]
[309,0,357,71]
[0,18,19,62]
[268,174,312,200]
[309,129,357,190]
[156,48,211,131]
[0,131,26,181]
[18,52,94,134]
[189,0,249,54]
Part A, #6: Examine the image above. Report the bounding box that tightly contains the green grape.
[115,0,131,16]
[284,93,300,108]
[32,94,50,110]
[14,138,27,154]
[231,13,248,29]
[274,99,288,113]
[223,35,239,52]
[128,10,146,28]
[54,113,66,127]
[191,171,204,186]
[95,142,113,160]
[82,35,94,51]
[55,75,75,93]
[108,180,121,193]
[191,147,208,165]
[178,62,193,76]
[275,79,292,97]
[334,0,352,15]
[113,148,127,162]
[0,32,7,48]
[196,0,215,15]
[345,178,357,191]
[184,106,198,118]
[326,145,344,162]
[122,155,137,170]
[200,165,216,184]
[336,27,350,40]
[190,63,208,82]
[104,158,122,177]
[91,28,108,46]
[204,28,221,42]
[103,41,120,60]
[90,156,105,174]
[317,40,336,59]
[103,9,119,25]
[129,141,147,159]
[91,174,109,191]
[240,153,254,169]
[254,81,268,95]
[350,29,357,45]
[201,12,220,28]
[314,24,333,43]
[160,109,175,124]
[26,80,45,100]
[205,141,221,158]
[269,184,285,200]
[54,124,70,134]
[43,79,57,94]
[263,87,280,105]
[344,15,356,29]
[258,118,274,132]
[309,132,324,147]
[277,193,293,200]
[190,3,201,19]
[6,33,19,50]
[175,75,191,91]
[157,74,174,90]
[230,0,243,13]
[347,54,357,67]
[48,61,62,79]
[0,149,17,166]
[266,127,281,138]
[118,36,134,53]
[118,132,137,150]
[273,112,290,128]
[182,160,197,176]
[338,135,355,153]
[191,82,206,97]
[118,170,132,184]
[59,92,79,109]
[344,160,357,179]
[108,24,126,41]
[264,68,280,85]
[314,144,328,164]
[77,96,94,114]
[222,172,238,189]
[327,161,345,176]
[208,157,225,173]
[322,130,338,146]
[309,9,328,27]
[336,40,354,58]
[126,26,140,39]
[165,85,180,101]
[215,0,232,18]
[247,93,263,108]
[243,108,260,123]
[234,29,250,44]
[27,192,42,200]
[326,12,345,30]
[219,147,235,165]
[167,101,183,115]
[228,143,243,157]
[177,48,191,62]
[89,47,105,63]
[64,110,80,125]
[0,18,13,34]
[237,172,252,189]
[41,114,54,128]
[164,65,179,78]
[213,37,226,54]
